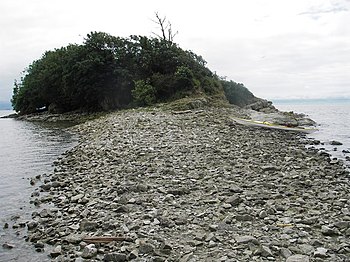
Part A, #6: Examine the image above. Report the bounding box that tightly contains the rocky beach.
[12,106,350,261]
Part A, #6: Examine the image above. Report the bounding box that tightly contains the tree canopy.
[12,31,256,114]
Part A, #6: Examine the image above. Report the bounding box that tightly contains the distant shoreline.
[272,97,350,104]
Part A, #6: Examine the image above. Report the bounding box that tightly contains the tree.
[152,12,178,43]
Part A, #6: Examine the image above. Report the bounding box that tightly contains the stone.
[334,221,349,229]
[330,140,343,145]
[222,203,232,209]
[226,195,242,206]
[115,205,128,213]
[261,165,279,171]
[313,247,328,258]
[236,214,253,221]
[79,219,98,231]
[259,210,268,219]
[81,244,98,259]
[128,249,139,259]
[50,245,62,258]
[229,185,243,193]
[286,254,309,262]
[321,225,339,236]
[65,234,82,244]
[208,240,217,248]
[280,247,292,258]
[71,193,84,202]
[27,220,38,230]
[39,209,51,218]
[138,242,155,254]
[34,242,44,248]
[104,253,127,262]
[2,242,15,249]
[255,245,273,257]
[298,244,314,255]
[235,235,259,244]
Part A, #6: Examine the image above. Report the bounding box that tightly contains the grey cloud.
[191,33,350,99]
[299,1,349,19]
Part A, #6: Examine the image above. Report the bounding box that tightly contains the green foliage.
[12,31,256,114]
[132,80,156,106]
[221,80,256,107]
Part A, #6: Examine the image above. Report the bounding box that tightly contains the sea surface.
[274,99,350,170]
[0,110,77,261]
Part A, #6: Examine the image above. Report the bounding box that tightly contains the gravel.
[24,107,350,261]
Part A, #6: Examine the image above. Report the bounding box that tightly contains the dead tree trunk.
[152,12,178,43]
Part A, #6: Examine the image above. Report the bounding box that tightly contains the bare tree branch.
[152,12,177,43]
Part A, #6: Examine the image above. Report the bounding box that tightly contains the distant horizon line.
[1,96,350,109]
[271,97,350,101]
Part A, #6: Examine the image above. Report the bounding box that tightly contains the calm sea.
[0,110,77,261]
[274,99,350,170]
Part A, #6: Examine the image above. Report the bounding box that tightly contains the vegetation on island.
[11,16,259,115]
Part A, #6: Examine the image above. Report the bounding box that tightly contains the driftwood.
[171,110,192,115]
[83,236,130,243]
[171,110,204,115]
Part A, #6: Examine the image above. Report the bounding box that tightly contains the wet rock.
[27,220,38,230]
[2,242,15,249]
[34,242,44,248]
[330,140,343,145]
[50,245,62,258]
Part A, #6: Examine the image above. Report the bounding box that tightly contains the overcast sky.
[1,0,350,103]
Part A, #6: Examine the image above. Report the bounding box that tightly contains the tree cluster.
[12,31,257,114]
[221,80,257,107]
[12,32,224,114]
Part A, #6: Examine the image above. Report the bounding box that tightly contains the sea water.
[0,110,77,261]
[273,99,350,170]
